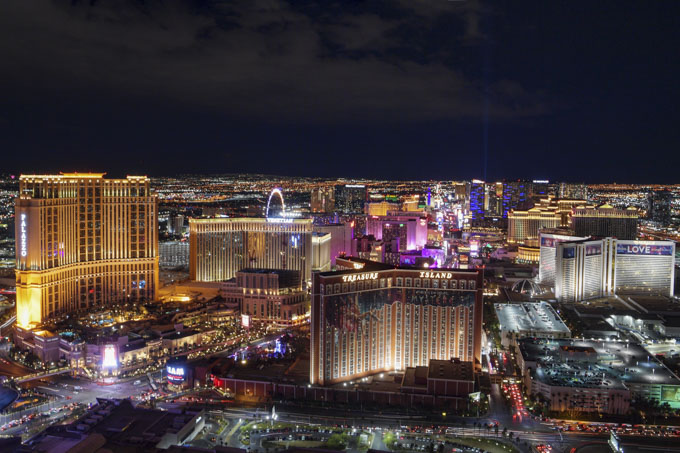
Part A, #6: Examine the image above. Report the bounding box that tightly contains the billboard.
[562,247,576,259]
[541,237,556,247]
[102,345,118,369]
[470,240,479,257]
[585,244,601,256]
[241,314,251,329]
[541,235,576,248]
[167,364,186,384]
[661,386,680,404]
[617,243,673,256]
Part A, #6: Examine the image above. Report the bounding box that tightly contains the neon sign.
[342,272,378,282]
[20,213,27,257]
[419,271,453,279]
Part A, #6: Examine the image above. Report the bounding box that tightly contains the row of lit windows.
[322,277,476,295]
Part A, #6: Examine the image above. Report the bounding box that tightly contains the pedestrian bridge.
[14,367,72,384]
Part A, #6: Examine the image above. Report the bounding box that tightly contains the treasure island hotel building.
[310,260,483,385]
[15,173,158,327]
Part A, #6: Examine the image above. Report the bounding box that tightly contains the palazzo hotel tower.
[15,173,159,327]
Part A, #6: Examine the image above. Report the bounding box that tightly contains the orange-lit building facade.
[221,268,309,327]
[15,173,159,327]
[310,266,483,385]
[189,218,313,283]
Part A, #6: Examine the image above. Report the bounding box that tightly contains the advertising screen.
[585,244,601,256]
[540,237,556,247]
[661,386,680,404]
[167,364,186,383]
[470,240,479,257]
[102,345,118,369]
[617,244,673,256]
[562,247,576,259]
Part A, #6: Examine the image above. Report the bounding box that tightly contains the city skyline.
[3,172,680,185]
[1,1,680,451]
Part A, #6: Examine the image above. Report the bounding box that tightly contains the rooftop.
[427,359,474,381]
[325,258,480,277]
[24,398,203,451]
[520,338,680,389]
[238,268,301,276]
[495,302,571,336]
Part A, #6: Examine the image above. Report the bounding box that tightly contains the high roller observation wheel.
[266,188,286,218]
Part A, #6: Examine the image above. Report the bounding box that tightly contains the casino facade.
[310,265,483,385]
[552,238,675,302]
[15,173,158,327]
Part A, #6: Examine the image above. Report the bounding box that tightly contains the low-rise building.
[222,268,310,327]
[495,302,571,347]
[24,398,213,452]
[14,323,206,375]
[518,338,680,414]
[401,359,474,397]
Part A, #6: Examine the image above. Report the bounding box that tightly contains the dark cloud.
[0,0,544,123]
[1,0,678,182]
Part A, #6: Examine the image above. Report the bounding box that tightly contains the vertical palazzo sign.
[20,213,27,257]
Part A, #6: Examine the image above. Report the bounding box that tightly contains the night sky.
[1,1,679,182]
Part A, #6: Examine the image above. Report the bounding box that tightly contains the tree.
[326,433,348,450]
[383,432,397,450]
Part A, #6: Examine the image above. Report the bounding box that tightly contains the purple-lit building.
[469,180,485,222]
[365,212,427,251]
[422,245,445,267]
[313,223,354,266]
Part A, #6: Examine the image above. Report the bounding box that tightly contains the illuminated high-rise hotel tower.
[15,173,159,327]
[190,188,316,285]
[189,218,314,283]
[310,263,483,385]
